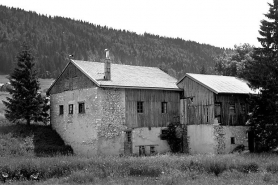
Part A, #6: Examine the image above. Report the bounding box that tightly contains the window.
[126,131,132,143]
[139,146,146,156]
[137,101,143,113]
[78,102,85,114]
[214,103,222,124]
[229,103,236,125]
[59,105,64,115]
[69,104,73,114]
[229,103,236,114]
[161,102,167,113]
[150,145,156,154]
[231,137,235,144]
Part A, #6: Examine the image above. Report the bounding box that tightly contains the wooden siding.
[177,77,214,125]
[49,63,96,94]
[215,94,249,126]
[125,89,180,128]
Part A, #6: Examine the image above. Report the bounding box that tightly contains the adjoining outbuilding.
[47,52,181,156]
[177,73,257,154]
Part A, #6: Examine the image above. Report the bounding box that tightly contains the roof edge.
[178,73,219,94]
[100,85,182,91]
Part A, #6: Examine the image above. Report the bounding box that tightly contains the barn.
[47,54,181,156]
[177,73,257,154]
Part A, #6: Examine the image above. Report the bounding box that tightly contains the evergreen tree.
[243,0,278,152]
[3,43,49,125]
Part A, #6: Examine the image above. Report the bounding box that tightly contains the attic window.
[137,101,144,113]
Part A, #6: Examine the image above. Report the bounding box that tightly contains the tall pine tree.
[3,43,49,125]
[242,0,278,151]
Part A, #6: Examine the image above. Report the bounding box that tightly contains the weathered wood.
[177,77,214,125]
[49,63,96,94]
[125,89,180,128]
[215,94,249,126]
[178,76,249,126]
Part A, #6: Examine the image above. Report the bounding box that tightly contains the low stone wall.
[187,125,250,154]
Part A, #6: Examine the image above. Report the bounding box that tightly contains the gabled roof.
[48,60,180,92]
[177,73,257,94]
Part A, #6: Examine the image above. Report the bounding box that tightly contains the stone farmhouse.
[177,73,257,154]
[47,51,257,156]
[47,54,180,156]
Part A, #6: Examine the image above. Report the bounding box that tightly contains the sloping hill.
[0,5,229,79]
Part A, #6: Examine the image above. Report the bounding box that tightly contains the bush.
[266,163,278,174]
[236,162,259,173]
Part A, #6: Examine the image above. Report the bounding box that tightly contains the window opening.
[214,103,222,124]
[231,137,235,144]
[59,105,64,115]
[137,101,143,113]
[139,146,146,156]
[78,102,85,114]
[161,102,167,113]
[69,104,73,114]
[150,145,156,154]
[126,131,132,143]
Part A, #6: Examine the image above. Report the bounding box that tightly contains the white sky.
[0,0,273,48]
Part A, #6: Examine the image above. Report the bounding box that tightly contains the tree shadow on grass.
[0,120,73,157]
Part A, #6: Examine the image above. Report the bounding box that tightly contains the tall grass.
[0,153,278,183]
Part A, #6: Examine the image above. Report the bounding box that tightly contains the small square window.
[59,105,64,115]
[137,101,143,113]
[161,102,167,113]
[231,137,235,144]
[78,102,85,114]
[69,104,73,114]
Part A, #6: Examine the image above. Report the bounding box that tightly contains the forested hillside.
[0,5,228,78]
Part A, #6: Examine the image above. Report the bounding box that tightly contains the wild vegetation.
[0,5,228,79]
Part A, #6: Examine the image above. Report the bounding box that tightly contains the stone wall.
[132,127,170,155]
[97,88,126,155]
[187,125,250,154]
[50,87,102,156]
[214,126,249,154]
[50,87,127,156]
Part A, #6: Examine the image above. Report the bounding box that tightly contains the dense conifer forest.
[0,5,229,78]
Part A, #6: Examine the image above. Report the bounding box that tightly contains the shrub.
[236,162,259,173]
[266,163,278,174]
[129,165,162,177]
[203,160,227,176]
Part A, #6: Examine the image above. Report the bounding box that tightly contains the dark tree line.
[0,5,227,79]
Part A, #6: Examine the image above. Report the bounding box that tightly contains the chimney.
[104,49,111,80]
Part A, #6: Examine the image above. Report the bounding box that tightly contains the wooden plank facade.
[178,76,249,126]
[49,63,96,95]
[125,89,180,128]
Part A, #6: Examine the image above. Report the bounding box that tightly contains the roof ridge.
[72,59,160,69]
